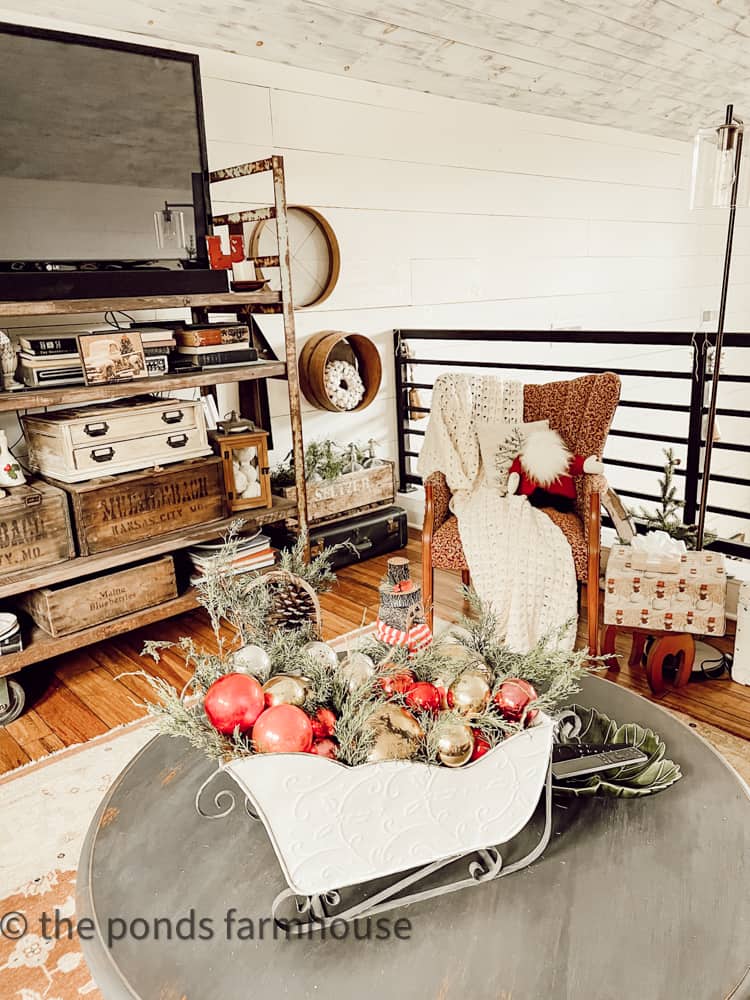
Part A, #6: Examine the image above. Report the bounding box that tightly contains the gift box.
[604,543,727,636]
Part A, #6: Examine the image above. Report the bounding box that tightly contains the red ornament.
[378,669,415,696]
[310,706,337,740]
[203,673,264,735]
[311,737,338,759]
[405,681,441,714]
[493,678,539,723]
[253,704,313,754]
[470,731,492,761]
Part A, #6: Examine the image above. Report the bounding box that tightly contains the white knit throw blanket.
[418,373,577,651]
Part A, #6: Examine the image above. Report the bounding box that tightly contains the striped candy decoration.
[375,618,433,655]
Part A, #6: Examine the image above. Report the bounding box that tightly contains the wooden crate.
[51,456,227,556]
[274,462,395,525]
[18,555,177,637]
[0,481,75,581]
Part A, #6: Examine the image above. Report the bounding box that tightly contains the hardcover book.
[176,324,250,348]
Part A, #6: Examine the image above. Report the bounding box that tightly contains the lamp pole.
[695,103,743,550]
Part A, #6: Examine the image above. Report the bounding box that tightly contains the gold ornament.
[365,703,423,762]
[437,642,490,675]
[436,721,474,767]
[340,651,376,692]
[448,669,491,715]
[262,673,311,708]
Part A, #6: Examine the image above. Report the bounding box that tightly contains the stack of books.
[0,612,22,656]
[175,323,258,369]
[187,530,276,584]
[17,333,84,387]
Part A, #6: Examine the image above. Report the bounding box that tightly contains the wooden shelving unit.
[0,156,308,709]
[0,360,286,413]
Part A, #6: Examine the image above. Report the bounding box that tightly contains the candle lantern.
[210,412,272,511]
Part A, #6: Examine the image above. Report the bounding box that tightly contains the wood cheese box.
[0,481,75,581]
[22,395,211,483]
[19,555,178,637]
[50,457,227,556]
[274,462,396,525]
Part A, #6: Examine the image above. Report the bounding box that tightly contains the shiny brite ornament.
[252,704,313,754]
[494,678,539,723]
[405,681,442,714]
[310,707,337,740]
[203,674,265,735]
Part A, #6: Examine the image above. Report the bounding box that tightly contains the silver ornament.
[231,644,271,677]
[340,651,376,691]
[301,640,339,670]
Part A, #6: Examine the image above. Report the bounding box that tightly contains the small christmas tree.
[634,447,709,549]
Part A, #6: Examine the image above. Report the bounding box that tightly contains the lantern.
[210,412,271,511]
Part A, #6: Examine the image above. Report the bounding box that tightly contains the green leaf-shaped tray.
[553,704,682,798]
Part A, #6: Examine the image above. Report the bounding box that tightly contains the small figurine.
[506,426,603,512]
[0,330,22,392]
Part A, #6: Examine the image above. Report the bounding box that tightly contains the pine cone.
[267,578,318,631]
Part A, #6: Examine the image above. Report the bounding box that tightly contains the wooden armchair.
[422,372,622,654]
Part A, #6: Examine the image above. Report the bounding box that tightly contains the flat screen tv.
[0,23,226,301]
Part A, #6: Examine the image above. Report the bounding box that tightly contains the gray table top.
[77,674,750,1000]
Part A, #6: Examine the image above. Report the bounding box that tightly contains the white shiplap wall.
[1,9,748,537]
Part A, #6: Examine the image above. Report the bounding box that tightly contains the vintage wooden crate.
[50,457,227,556]
[274,462,395,525]
[0,481,75,579]
[19,555,177,637]
[22,395,211,483]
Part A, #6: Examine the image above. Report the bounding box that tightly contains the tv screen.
[0,24,211,270]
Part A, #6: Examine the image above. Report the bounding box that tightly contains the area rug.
[1,642,749,1000]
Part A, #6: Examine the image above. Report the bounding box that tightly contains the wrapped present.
[604,541,727,636]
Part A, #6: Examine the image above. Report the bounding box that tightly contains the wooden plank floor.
[1,533,746,776]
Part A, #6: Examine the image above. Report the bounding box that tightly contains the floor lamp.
[689,104,746,550]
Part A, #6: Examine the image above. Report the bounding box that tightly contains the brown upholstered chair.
[421,372,621,655]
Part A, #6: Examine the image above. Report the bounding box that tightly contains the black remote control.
[552,743,648,780]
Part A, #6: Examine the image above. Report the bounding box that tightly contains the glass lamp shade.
[153,208,187,250]
[690,122,748,209]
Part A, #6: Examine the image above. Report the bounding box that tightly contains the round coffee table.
[77,675,750,1000]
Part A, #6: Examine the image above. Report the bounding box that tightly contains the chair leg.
[586,490,602,658]
[422,481,435,632]
[422,545,434,632]
[461,569,471,588]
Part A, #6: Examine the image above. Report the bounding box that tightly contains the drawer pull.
[167,433,189,448]
[84,421,110,438]
[90,447,115,463]
[161,409,185,425]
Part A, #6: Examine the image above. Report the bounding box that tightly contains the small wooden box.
[274,462,395,525]
[19,555,177,636]
[51,457,227,556]
[22,395,211,483]
[0,481,75,581]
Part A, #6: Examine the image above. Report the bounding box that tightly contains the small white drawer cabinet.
[22,395,211,483]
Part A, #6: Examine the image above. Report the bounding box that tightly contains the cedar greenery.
[139,556,591,765]
[271,438,377,487]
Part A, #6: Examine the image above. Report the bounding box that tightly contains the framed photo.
[78,330,146,386]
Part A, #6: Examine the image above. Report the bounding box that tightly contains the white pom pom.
[519,428,571,486]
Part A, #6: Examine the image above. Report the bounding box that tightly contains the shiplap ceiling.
[8,0,750,139]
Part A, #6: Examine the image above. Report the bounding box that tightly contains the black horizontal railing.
[394,329,750,561]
